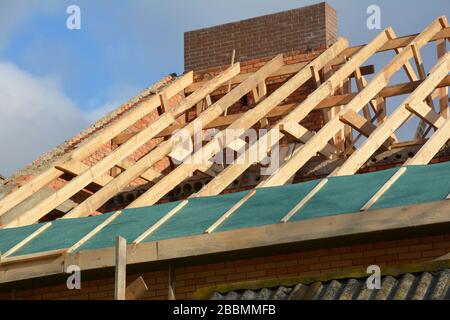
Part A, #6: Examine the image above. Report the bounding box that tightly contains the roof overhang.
[1,199,449,285]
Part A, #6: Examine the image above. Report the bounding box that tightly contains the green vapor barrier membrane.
[78,201,182,251]
[290,167,399,221]
[0,224,42,254]
[12,213,113,256]
[1,161,450,256]
[371,161,450,210]
[145,191,248,242]
[217,180,321,232]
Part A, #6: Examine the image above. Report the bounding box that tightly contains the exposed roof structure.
[0,15,449,286]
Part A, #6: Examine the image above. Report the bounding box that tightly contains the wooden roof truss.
[0,16,449,230]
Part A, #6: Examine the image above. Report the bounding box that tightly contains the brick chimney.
[184,2,337,72]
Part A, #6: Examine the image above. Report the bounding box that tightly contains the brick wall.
[1,232,449,300]
[184,2,337,71]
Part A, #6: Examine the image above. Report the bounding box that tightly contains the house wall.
[1,232,449,300]
[184,2,337,71]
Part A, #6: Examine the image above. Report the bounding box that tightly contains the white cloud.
[0,62,89,176]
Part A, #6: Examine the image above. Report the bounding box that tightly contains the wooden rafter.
[261,17,446,188]
[0,17,448,231]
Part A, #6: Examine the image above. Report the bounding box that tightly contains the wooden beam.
[0,248,66,266]
[132,200,189,244]
[339,110,377,137]
[437,39,449,118]
[205,190,256,233]
[3,199,450,284]
[114,236,127,300]
[195,129,281,197]
[333,51,450,177]
[125,276,148,300]
[127,40,349,208]
[405,113,450,165]
[406,101,447,129]
[280,121,337,158]
[0,72,193,219]
[1,223,52,258]
[264,19,445,186]
[56,161,113,187]
[67,211,122,253]
[63,58,281,219]
[114,75,450,142]
[198,31,393,197]
[1,112,175,228]
[186,62,375,94]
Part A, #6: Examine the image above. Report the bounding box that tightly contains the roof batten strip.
[1,222,52,258]
[281,179,328,223]
[133,200,189,244]
[360,168,407,212]
[205,190,257,234]
[67,210,123,253]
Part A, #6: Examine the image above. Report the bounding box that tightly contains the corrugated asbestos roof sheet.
[209,270,450,300]
[1,161,450,256]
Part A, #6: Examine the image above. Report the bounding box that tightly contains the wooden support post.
[225,49,236,116]
[168,262,176,300]
[114,236,127,301]
[437,39,449,118]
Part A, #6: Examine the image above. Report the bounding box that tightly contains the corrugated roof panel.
[209,270,450,300]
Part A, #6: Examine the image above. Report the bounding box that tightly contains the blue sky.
[0,0,449,176]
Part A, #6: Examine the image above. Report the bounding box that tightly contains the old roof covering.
[208,269,450,300]
[0,161,449,258]
[1,74,178,184]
